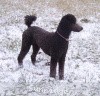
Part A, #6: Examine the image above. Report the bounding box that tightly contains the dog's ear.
[62,14,76,24]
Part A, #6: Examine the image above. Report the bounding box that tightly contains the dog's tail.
[25,15,37,28]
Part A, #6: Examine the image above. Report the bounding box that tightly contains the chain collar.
[56,31,69,42]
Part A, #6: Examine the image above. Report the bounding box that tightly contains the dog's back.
[28,26,55,55]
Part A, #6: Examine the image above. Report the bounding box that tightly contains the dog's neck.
[56,27,71,39]
[56,31,69,41]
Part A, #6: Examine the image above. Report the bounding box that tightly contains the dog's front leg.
[50,58,57,79]
[58,56,65,80]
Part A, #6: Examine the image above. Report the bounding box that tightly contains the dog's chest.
[49,39,68,57]
[41,38,68,57]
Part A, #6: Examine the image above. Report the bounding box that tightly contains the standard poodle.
[17,14,83,80]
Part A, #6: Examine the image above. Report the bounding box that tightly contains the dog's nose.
[78,26,83,32]
[81,27,83,30]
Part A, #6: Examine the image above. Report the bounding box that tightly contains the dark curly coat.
[18,14,83,80]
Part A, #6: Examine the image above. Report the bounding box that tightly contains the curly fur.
[18,14,83,80]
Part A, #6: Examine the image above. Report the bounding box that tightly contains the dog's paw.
[14,65,23,71]
[18,64,23,68]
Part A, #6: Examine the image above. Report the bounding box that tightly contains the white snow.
[0,0,100,95]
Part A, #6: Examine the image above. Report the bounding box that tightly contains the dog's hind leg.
[18,33,32,67]
[31,43,40,65]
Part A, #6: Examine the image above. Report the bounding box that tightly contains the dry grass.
[0,0,100,18]
[56,0,99,17]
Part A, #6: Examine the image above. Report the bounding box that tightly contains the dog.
[18,14,83,80]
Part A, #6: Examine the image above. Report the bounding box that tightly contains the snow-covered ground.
[0,0,100,96]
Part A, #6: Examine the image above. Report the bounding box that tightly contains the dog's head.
[60,14,83,32]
